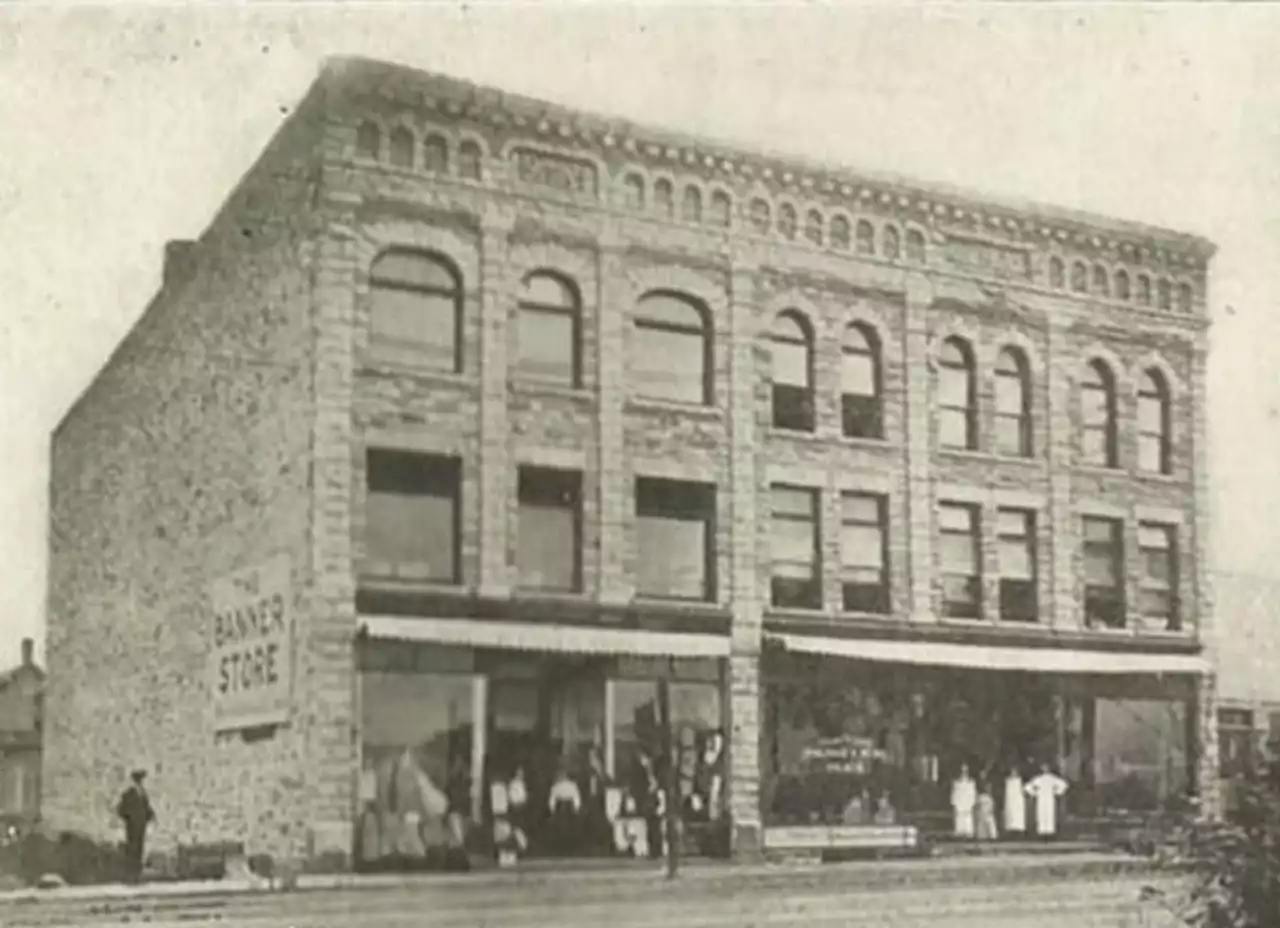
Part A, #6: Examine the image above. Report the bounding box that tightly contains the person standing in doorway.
[116,770,156,884]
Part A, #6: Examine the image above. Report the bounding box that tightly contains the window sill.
[510,380,595,404]
[835,610,899,623]
[631,595,724,614]
[937,448,1043,468]
[626,398,724,421]
[358,362,474,389]
[1073,464,1128,479]
[765,428,896,450]
[1133,470,1187,487]
[358,573,468,595]
[766,605,829,620]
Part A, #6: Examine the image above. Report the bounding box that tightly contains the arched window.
[1137,274,1153,306]
[423,134,449,173]
[804,210,824,246]
[632,292,711,405]
[710,190,733,229]
[883,225,901,261]
[906,229,927,264]
[356,121,382,160]
[516,271,580,387]
[681,186,703,223]
[1115,269,1132,301]
[368,249,462,372]
[841,323,883,439]
[769,311,815,432]
[389,126,415,168]
[855,219,876,255]
[1177,282,1194,314]
[749,198,771,234]
[1048,257,1065,289]
[1081,359,1119,467]
[938,337,977,450]
[1138,368,1172,474]
[778,203,798,240]
[830,216,851,250]
[1092,265,1110,297]
[994,347,1032,458]
[458,140,483,180]
[623,173,645,210]
[1157,279,1173,311]
[655,178,675,219]
[1070,261,1088,294]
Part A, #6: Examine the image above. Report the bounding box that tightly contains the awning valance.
[769,632,1209,676]
[359,615,731,658]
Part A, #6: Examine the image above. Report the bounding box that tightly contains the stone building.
[0,638,44,829]
[44,57,1216,868]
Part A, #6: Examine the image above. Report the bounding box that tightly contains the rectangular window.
[840,493,889,613]
[631,328,707,405]
[635,478,716,601]
[1138,522,1179,630]
[516,467,582,593]
[516,308,578,386]
[939,502,981,618]
[771,486,822,609]
[1218,708,1256,779]
[1083,516,1125,628]
[997,508,1037,622]
[365,449,461,583]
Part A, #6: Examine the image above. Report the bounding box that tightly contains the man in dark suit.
[116,770,156,884]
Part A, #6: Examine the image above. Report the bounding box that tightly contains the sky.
[1,3,1278,670]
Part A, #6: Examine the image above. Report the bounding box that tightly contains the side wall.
[43,107,335,862]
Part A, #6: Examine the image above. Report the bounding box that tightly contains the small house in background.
[0,638,44,828]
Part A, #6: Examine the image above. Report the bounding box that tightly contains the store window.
[368,249,463,372]
[770,310,815,432]
[1093,699,1189,812]
[517,467,582,592]
[771,485,822,610]
[364,450,460,583]
[840,492,889,614]
[841,323,883,440]
[1083,516,1125,629]
[939,502,981,619]
[635,477,716,601]
[997,508,1037,622]
[1138,522,1178,630]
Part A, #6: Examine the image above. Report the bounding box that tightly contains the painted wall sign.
[209,553,294,732]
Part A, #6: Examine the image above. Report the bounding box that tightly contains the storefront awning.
[359,615,731,658]
[769,632,1209,676]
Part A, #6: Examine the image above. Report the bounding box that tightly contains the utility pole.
[656,669,679,879]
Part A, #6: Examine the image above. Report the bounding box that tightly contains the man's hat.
[130,769,147,782]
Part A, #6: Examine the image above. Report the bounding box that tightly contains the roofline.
[319,55,1217,261]
[50,65,334,442]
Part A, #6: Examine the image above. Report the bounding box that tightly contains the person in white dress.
[1024,763,1069,839]
[1003,766,1026,836]
[950,763,977,838]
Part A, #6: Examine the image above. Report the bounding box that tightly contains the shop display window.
[1092,698,1189,812]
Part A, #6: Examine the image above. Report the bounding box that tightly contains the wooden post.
[657,674,679,879]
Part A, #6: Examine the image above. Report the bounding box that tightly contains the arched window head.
[1157,279,1173,311]
[423,134,449,173]
[517,271,581,387]
[1048,257,1065,289]
[883,225,901,261]
[1115,268,1132,301]
[1138,368,1172,474]
[1070,261,1088,294]
[368,249,462,372]
[623,173,645,210]
[458,140,483,180]
[1136,274,1153,306]
[632,291,711,405]
[830,215,851,251]
[388,127,415,168]
[710,190,733,229]
[770,311,815,432]
[356,121,382,160]
[855,220,876,256]
[994,347,1033,458]
[1080,359,1119,467]
[1092,265,1110,297]
[938,337,977,451]
[777,203,798,240]
[804,210,824,246]
[681,186,703,223]
[905,229,927,264]
[749,198,771,234]
[841,323,883,439]
[1177,282,1194,314]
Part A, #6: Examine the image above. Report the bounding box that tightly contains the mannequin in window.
[975,777,998,841]
[950,763,977,839]
[547,762,583,856]
[1003,763,1027,838]
[692,730,726,822]
[1025,762,1069,840]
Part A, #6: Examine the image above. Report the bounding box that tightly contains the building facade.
[0,639,44,829]
[45,58,1216,868]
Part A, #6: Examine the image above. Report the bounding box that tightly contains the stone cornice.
[319,56,1218,268]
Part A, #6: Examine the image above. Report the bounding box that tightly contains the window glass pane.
[682,187,702,223]
[423,137,449,172]
[1083,518,1117,545]
[1143,550,1172,584]
[1082,430,1109,465]
[360,669,473,776]
[773,488,816,519]
[516,308,575,383]
[1138,525,1171,551]
[637,516,707,598]
[940,534,977,573]
[938,504,973,533]
[1094,699,1188,812]
[517,505,576,590]
[366,491,455,580]
[841,352,876,396]
[524,274,574,307]
[372,253,458,291]
[841,524,883,570]
[1137,396,1164,433]
[637,294,703,329]
[999,540,1032,579]
[370,289,457,368]
[997,509,1029,538]
[995,374,1024,415]
[939,367,970,407]
[1138,437,1163,473]
[389,129,414,168]
[458,143,482,180]
[938,410,969,449]
[830,217,851,249]
[655,181,675,218]
[771,340,809,387]
[1081,386,1110,426]
[1084,550,1118,586]
[841,494,880,523]
[773,519,817,563]
[631,327,705,403]
[994,418,1023,456]
[855,221,875,253]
